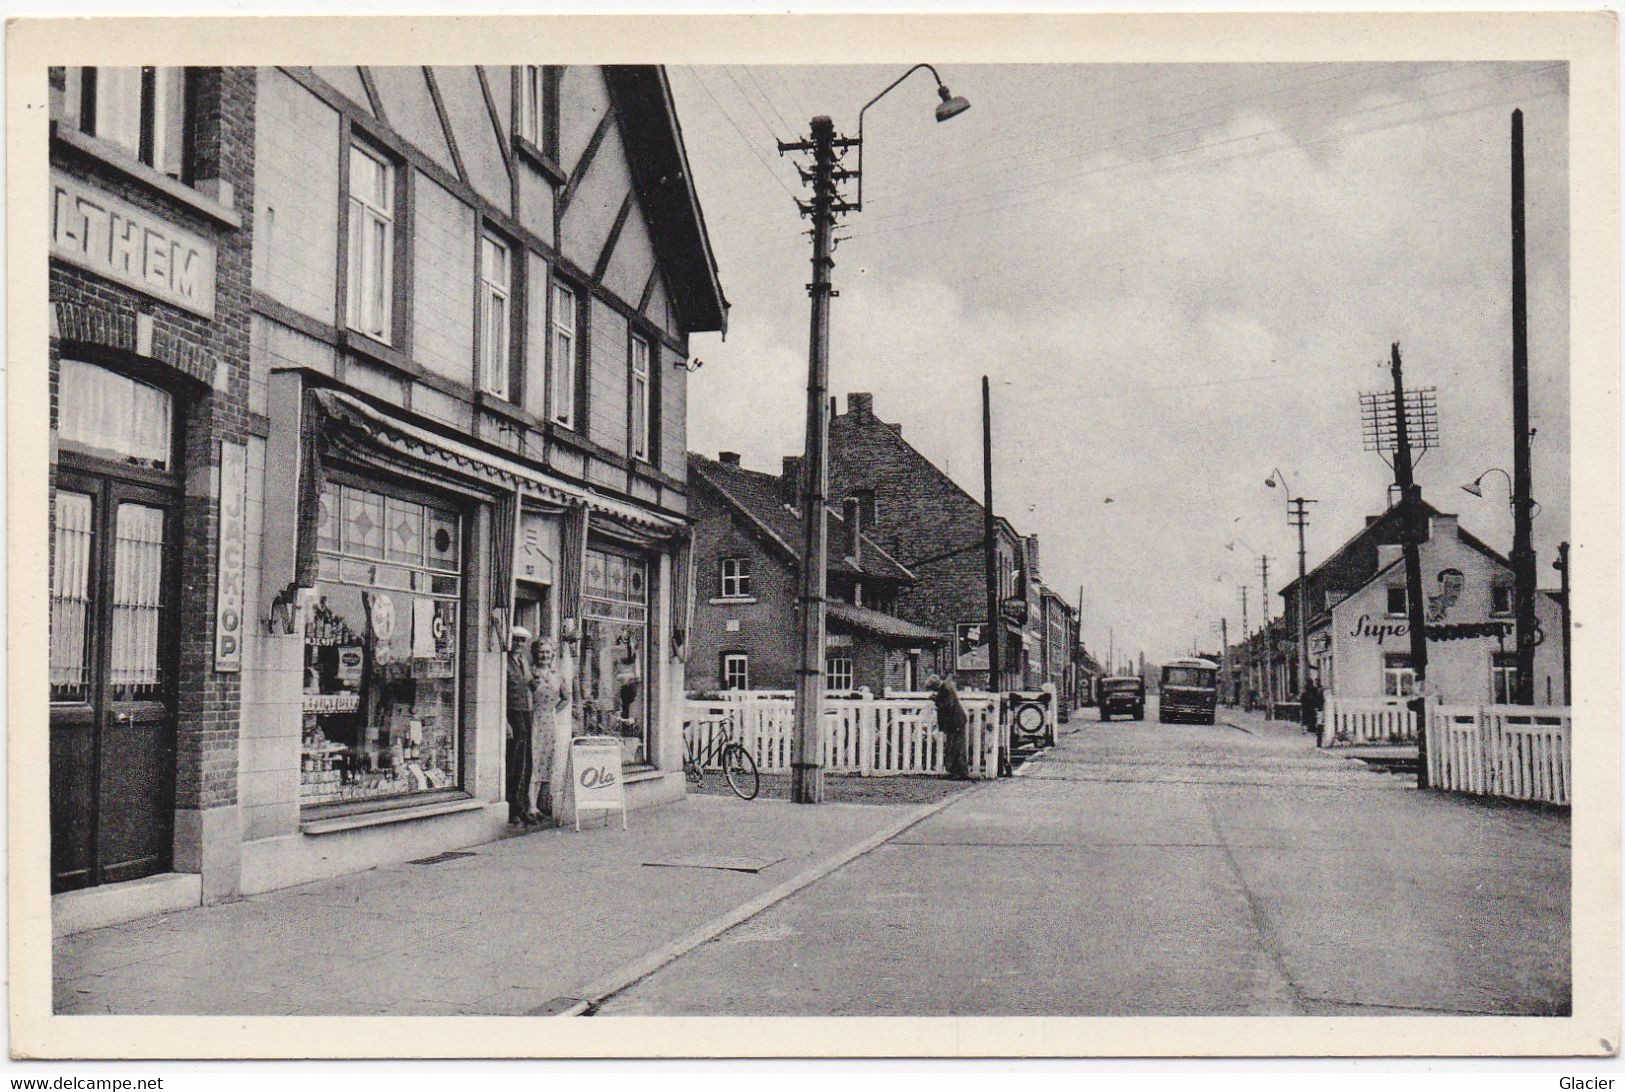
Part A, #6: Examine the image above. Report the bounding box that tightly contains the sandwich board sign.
[571,736,628,831]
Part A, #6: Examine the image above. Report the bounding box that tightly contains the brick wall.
[686,480,799,691]
[50,66,258,820]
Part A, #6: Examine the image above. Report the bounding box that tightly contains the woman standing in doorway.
[529,637,571,823]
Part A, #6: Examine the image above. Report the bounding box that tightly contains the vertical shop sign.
[215,441,248,671]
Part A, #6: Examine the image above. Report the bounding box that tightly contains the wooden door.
[50,468,178,892]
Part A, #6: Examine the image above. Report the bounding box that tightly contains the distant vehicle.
[1097,675,1145,721]
[1159,658,1219,725]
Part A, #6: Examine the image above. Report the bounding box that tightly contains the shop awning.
[314,389,685,537]
[827,602,945,645]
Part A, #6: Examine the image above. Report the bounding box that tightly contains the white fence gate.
[1426,704,1571,805]
[1320,697,1417,747]
[684,691,1010,779]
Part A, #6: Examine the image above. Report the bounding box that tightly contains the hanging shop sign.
[571,736,628,832]
[956,622,989,671]
[214,440,247,671]
[1000,597,1028,625]
[50,171,217,317]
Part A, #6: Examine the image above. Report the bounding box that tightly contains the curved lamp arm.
[855,63,967,211]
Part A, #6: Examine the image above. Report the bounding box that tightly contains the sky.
[668,62,1570,669]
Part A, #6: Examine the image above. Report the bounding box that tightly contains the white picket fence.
[684,691,1009,778]
[1426,704,1571,805]
[1320,697,1418,747]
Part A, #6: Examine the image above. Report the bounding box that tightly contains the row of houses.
[686,393,1085,705]
[46,64,729,918]
[45,64,1094,934]
[1222,499,1566,714]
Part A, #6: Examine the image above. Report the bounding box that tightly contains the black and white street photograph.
[9,9,1619,1063]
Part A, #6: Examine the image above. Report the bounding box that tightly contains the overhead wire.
[849,63,1566,241]
[679,65,800,203]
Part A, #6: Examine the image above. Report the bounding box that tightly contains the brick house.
[49,64,727,924]
[827,391,1043,691]
[687,452,943,695]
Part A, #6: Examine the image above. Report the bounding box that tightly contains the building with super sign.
[686,452,944,695]
[48,64,727,929]
[1282,504,1565,708]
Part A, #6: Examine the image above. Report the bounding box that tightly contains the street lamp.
[1266,469,1317,718]
[781,67,970,804]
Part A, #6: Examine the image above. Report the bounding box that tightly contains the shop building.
[827,392,1042,691]
[686,452,942,694]
[49,64,727,920]
[1279,504,1565,707]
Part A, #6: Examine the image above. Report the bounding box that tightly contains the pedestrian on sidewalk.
[529,636,573,821]
[928,674,972,779]
[506,627,536,825]
[1300,676,1325,735]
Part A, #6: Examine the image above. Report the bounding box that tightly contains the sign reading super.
[51,171,216,317]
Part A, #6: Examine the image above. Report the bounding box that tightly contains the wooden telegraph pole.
[1388,343,1432,788]
[1510,109,1539,705]
[982,375,1001,698]
[1259,556,1274,721]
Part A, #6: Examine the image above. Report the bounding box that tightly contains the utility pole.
[982,375,1001,697]
[1554,542,1571,704]
[1389,342,1432,787]
[1219,617,1230,705]
[1259,556,1274,721]
[1288,497,1318,702]
[1238,585,1250,708]
[1510,108,1538,705]
[782,115,855,805]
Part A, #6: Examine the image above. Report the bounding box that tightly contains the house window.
[550,281,578,429]
[1491,584,1514,617]
[346,142,395,344]
[1491,652,1519,704]
[630,333,651,462]
[479,232,512,399]
[1382,652,1415,699]
[70,67,186,179]
[719,556,751,599]
[519,65,561,162]
[1385,586,1408,617]
[826,656,854,693]
[721,653,749,691]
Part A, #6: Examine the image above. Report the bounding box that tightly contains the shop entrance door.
[50,468,178,892]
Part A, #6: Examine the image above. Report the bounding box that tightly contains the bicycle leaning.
[682,712,760,800]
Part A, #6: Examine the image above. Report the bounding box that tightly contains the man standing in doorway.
[507,627,536,825]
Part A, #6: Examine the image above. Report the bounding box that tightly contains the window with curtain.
[479,232,512,399]
[68,67,186,179]
[519,66,562,162]
[550,281,578,429]
[50,491,96,704]
[346,142,395,343]
[57,359,173,469]
[630,333,651,462]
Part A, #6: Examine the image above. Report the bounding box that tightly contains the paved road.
[597,699,1570,1017]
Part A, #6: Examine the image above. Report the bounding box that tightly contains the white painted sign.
[214,441,247,671]
[571,736,627,831]
[50,170,217,317]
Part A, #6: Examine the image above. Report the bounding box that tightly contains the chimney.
[842,497,862,564]
[1025,535,1042,584]
[780,455,803,505]
[847,392,874,421]
[718,451,741,467]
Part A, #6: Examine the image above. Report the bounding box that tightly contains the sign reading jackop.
[50,171,217,317]
[214,441,247,672]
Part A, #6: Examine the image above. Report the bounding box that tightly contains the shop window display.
[580,546,650,765]
[302,481,462,807]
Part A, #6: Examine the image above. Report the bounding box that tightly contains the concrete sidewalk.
[55,791,965,1016]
